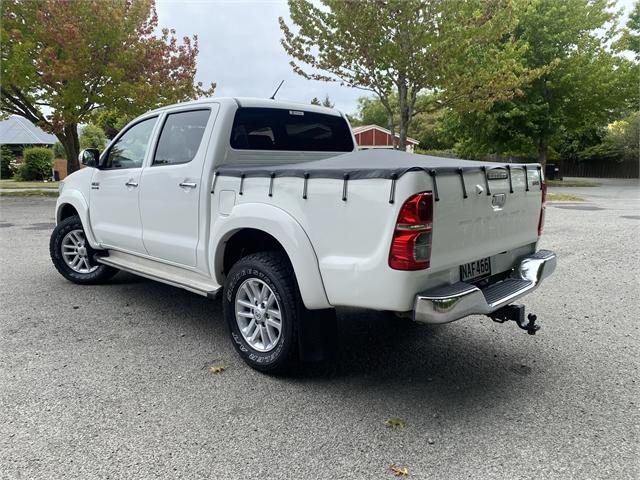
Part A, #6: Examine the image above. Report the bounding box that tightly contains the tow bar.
[489,304,540,335]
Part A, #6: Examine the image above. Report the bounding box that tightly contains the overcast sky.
[155,0,637,117]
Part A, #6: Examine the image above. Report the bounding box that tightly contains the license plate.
[460,257,491,282]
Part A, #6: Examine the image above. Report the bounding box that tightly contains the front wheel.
[50,215,117,284]
[223,252,299,372]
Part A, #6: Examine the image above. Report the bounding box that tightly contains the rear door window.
[230,107,353,152]
[153,109,211,166]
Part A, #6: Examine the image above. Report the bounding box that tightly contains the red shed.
[352,124,419,153]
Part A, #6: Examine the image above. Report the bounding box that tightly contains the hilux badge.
[492,193,506,209]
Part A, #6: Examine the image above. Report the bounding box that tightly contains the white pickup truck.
[50,97,556,371]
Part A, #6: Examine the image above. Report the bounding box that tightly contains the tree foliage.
[353,93,454,150]
[79,124,107,151]
[280,0,538,151]
[446,0,638,164]
[1,0,215,173]
[576,111,640,162]
[617,0,640,58]
[311,94,335,108]
[0,145,15,178]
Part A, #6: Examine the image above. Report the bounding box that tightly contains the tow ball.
[489,304,540,335]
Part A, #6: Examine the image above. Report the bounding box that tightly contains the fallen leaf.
[384,417,407,429]
[390,465,409,477]
[209,366,225,374]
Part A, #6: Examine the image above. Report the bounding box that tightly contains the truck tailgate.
[428,166,543,273]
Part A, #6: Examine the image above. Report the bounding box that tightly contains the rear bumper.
[413,250,557,324]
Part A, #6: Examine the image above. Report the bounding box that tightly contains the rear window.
[230,107,354,152]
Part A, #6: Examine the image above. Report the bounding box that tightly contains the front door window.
[102,117,158,169]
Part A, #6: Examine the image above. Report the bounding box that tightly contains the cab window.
[153,109,211,166]
[102,117,158,169]
[230,107,354,152]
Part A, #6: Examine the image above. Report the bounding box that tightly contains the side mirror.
[79,148,100,168]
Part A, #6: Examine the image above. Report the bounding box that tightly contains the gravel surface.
[0,180,638,480]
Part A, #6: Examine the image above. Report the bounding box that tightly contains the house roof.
[0,115,57,145]
[352,124,419,145]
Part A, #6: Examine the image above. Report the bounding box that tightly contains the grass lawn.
[0,179,59,189]
[547,179,599,187]
[547,192,584,202]
[0,190,58,197]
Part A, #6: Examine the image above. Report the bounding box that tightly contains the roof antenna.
[269,80,285,100]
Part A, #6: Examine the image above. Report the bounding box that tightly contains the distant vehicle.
[50,98,556,372]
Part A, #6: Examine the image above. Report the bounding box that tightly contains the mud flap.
[297,307,338,362]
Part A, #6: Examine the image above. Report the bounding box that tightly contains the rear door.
[90,116,159,254]
[139,106,217,267]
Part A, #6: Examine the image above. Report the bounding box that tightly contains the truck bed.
[214,149,544,311]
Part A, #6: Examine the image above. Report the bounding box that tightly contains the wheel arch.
[210,203,331,310]
[55,191,100,249]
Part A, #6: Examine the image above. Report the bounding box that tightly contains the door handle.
[179,182,197,189]
[125,180,139,188]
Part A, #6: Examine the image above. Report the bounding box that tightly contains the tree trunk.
[396,82,417,152]
[537,138,549,167]
[387,112,397,149]
[58,124,80,175]
[397,83,407,151]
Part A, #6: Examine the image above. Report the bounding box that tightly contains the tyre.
[223,251,299,372]
[49,215,117,284]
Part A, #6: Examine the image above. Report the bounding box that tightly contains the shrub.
[20,147,53,181]
[53,141,66,159]
[1,145,15,178]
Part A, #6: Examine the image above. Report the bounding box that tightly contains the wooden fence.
[560,159,639,179]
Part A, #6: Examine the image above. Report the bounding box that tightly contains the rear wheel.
[223,252,298,372]
[50,215,117,284]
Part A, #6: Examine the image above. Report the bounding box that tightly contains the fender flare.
[209,203,331,310]
[55,191,100,249]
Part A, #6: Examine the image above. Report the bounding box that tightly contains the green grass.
[547,179,599,187]
[547,192,584,202]
[0,190,58,197]
[0,179,59,189]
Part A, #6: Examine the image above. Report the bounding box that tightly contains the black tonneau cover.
[213,149,542,202]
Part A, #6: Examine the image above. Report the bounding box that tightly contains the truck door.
[138,106,217,267]
[90,116,159,254]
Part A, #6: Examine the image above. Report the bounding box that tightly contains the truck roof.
[148,97,343,117]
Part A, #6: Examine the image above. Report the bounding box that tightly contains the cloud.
[155,0,364,115]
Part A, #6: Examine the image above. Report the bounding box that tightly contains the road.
[0,179,638,480]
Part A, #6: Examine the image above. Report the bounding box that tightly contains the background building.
[353,125,419,153]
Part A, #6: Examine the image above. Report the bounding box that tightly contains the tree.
[449,0,638,165]
[280,0,536,151]
[1,0,215,174]
[321,94,334,108]
[353,93,455,151]
[92,108,137,139]
[79,124,107,151]
[617,0,640,59]
[310,94,334,107]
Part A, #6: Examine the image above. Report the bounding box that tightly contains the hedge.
[20,147,53,181]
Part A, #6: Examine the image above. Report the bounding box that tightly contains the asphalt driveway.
[0,179,638,479]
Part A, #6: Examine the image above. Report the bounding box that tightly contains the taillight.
[538,180,546,236]
[389,192,433,270]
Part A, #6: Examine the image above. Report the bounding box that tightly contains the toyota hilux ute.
[50,97,556,371]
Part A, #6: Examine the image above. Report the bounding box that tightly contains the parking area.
[0,179,638,480]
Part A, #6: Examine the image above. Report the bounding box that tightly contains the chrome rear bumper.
[413,250,557,324]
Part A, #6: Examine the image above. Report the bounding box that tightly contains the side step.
[97,250,221,298]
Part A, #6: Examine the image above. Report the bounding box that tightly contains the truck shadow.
[107,273,542,404]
